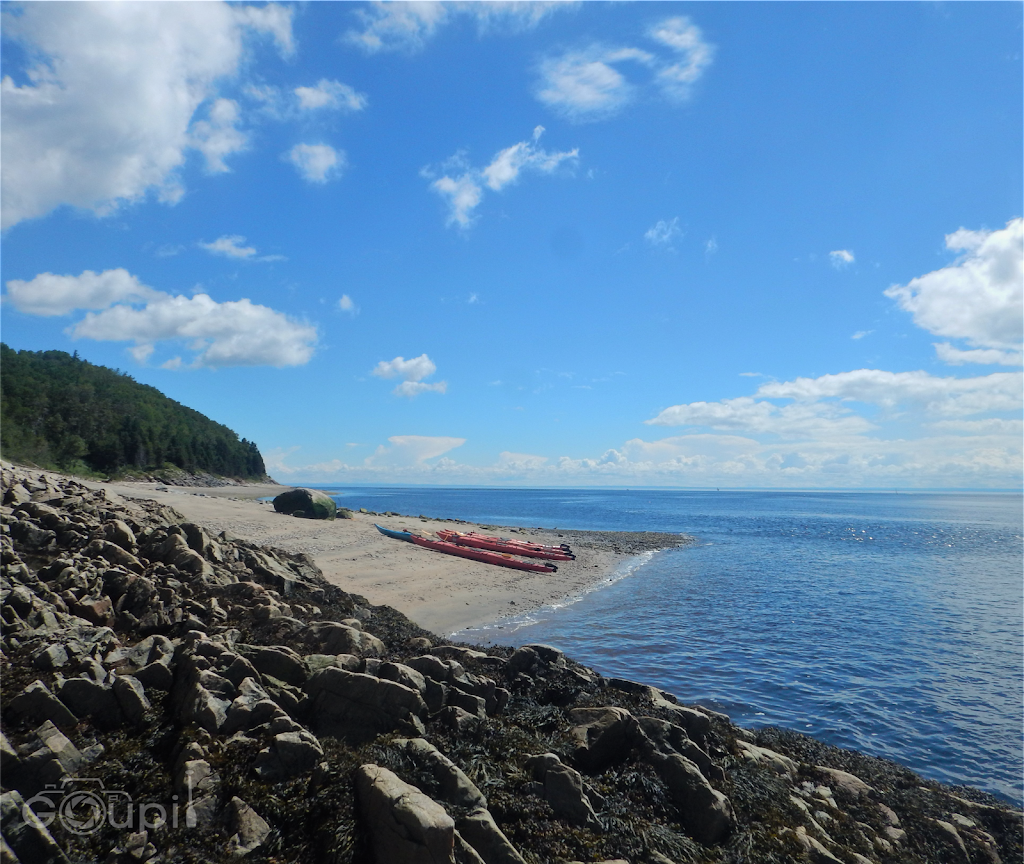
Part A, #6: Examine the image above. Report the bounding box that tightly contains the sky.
[1,1,1022,489]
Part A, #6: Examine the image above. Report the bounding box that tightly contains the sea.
[324,486,1023,806]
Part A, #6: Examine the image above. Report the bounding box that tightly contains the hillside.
[0,345,267,481]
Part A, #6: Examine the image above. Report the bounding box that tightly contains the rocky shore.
[2,465,1021,864]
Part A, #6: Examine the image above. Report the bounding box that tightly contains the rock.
[104,829,157,864]
[441,706,476,734]
[237,645,308,687]
[790,826,843,863]
[736,740,798,778]
[84,539,144,574]
[637,717,723,783]
[933,819,969,860]
[406,654,451,682]
[222,654,263,689]
[56,677,124,730]
[568,707,634,772]
[456,807,527,864]
[176,758,221,828]
[647,751,734,844]
[396,738,487,809]
[112,675,150,725]
[527,753,600,829]
[273,488,336,520]
[0,790,70,864]
[254,731,324,781]
[31,644,69,671]
[304,668,426,739]
[72,596,114,627]
[227,797,271,856]
[378,662,428,696]
[815,766,875,800]
[223,678,285,734]
[103,520,136,551]
[8,680,77,729]
[302,621,384,657]
[356,764,455,864]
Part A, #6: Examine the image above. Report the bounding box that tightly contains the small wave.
[451,550,656,642]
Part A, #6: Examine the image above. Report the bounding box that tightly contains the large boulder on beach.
[273,488,336,520]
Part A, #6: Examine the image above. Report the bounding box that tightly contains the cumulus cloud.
[645,217,682,248]
[372,353,447,397]
[426,129,578,227]
[535,16,712,121]
[1,2,293,229]
[344,1,567,54]
[338,294,357,314]
[934,343,1022,367]
[495,451,549,470]
[830,249,855,268]
[286,144,345,184]
[647,397,875,439]
[5,269,157,316]
[199,235,257,259]
[5,268,315,368]
[884,218,1023,354]
[294,79,368,112]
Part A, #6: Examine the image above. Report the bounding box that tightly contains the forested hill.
[0,345,268,480]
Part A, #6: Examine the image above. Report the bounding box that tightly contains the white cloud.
[934,343,1022,367]
[344,1,567,54]
[705,237,718,255]
[372,353,447,397]
[495,451,549,470]
[189,98,247,173]
[1,2,293,229]
[72,293,317,368]
[5,267,315,368]
[427,131,578,228]
[645,217,682,248]
[649,17,715,100]
[286,144,345,184]
[884,218,1023,352]
[757,368,1022,417]
[338,294,357,314]
[200,235,257,259]
[5,268,157,316]
[294,79,368,112]
[536,16,712,122]
[830,249,855,268]
[647,397,875,439]
[852,330,873,340]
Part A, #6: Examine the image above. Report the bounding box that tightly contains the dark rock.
[84,539,144,574]
[112,675,150,725]
[647,751,734,844]
[304,668,426,739]
[527,753,600,829]
[396,737,487,809]
[31,644,69,671]
[356,764,455,864]
[0,789,70,864]
[456,807,527,864]
[8,681,77,730]
[237,645,308,687]
[254,731,324,781]
[272,488,336,520]
[103,520,136,551]
[568,707,635,772]
[56,677,124,730]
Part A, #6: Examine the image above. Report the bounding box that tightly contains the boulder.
[304,668,426,739]
[273,488,336,520]
[396,738,487,809]
[254,731,324,781]
[568,707,635,772]
[0,790,70,864]
[112,675,150,725]
[302,621,384,657]
[527,754,600,830]
[227,797,271,856]
[647,752,734,844]
[456,808,527,864]
[8,681,77,730]
[56,677,124,730]
[356,764,455,864]
[238,645,308,687]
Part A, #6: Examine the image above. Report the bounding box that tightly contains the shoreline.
[77,476,692,635]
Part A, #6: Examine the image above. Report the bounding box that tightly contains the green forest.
[0,344,267,480]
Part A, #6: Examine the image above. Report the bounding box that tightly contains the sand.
[74,479,690,636]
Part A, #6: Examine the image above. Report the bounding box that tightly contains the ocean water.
[327,487,1023,805]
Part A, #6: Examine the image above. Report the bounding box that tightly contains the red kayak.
[376,525,557,573]
[436,529,575,561]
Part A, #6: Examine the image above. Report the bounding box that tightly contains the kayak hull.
[375,524,557,573]
[436,529,574,560]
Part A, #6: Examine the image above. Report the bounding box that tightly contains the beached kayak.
[435,529,575,560]
[375,524,558,573]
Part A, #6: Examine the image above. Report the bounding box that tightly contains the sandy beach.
[79,478,689,636]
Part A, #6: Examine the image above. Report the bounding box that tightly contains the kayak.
[375,525,558,573]
[436,529,575,561]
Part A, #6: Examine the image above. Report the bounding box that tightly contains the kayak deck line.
[374,524,558,573]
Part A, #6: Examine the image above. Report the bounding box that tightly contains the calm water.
[327,487,1023,805]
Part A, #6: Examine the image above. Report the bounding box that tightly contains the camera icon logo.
[24,778,132,836]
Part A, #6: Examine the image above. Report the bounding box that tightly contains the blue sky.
[2,1,1021,488]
